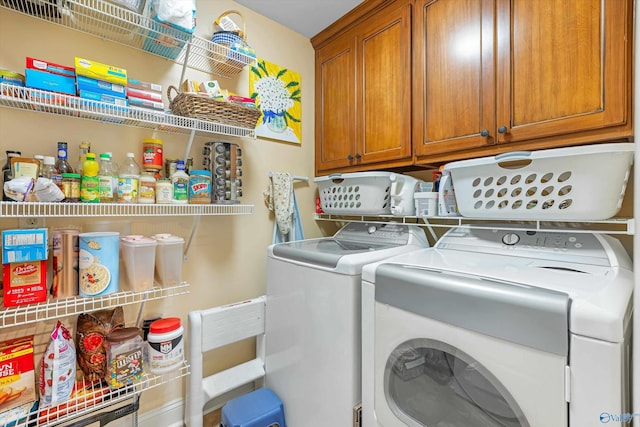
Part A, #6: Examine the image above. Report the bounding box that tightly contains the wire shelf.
[0,282,190,328]
[0,201,254,217]
[0,0,255,78]
[314,214,635,235]
[0,361,190,427]
[0,84,257,139]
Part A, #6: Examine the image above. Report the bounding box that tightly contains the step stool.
[220,388,287,427]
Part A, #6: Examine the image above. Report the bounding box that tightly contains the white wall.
[0,0,324,420]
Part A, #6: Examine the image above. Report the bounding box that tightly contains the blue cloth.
[273,189,304,243]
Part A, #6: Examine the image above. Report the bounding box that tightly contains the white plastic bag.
[39,321,76,407]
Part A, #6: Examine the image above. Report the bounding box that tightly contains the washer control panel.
[335,222,428,247]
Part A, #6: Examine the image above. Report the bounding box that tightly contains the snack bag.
[39,321,76,407]
[76,307,124,381]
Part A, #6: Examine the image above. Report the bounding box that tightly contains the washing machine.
[362,225,633,427]
[265,222,429,427]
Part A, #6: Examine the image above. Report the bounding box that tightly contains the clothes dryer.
[266,222,429,427]
[362,226,633,427]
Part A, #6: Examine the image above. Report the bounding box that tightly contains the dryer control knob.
[367,225,377,234]
[502,233,520,245]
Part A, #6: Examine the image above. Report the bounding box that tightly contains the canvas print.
[249,58,302,143]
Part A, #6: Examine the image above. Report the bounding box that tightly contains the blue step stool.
[221,388,287,427]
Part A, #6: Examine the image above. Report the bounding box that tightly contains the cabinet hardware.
[348,154,354,161]
[480,129,490,137]
[355,153,362,160]
[497,126,508,134]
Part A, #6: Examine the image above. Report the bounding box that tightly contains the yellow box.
[75,57,127,86]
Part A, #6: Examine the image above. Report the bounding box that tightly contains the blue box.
[76,75,126,98]
[25,69,76,95]
[79,89,128,106]
[2,228,48,264]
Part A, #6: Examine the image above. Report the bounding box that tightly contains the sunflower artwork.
[249,58,302,143]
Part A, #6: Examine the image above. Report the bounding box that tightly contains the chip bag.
[39,321,76,407]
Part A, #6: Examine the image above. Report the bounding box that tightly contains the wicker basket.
[167,86,261,129]
[210,10,254,69]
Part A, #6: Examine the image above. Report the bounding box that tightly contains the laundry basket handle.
[494,151,532,161]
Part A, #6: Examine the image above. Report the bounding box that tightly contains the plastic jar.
[142,138,163,171]
[106,327,145,388]
[139,173,156,204]
[62,173,81,202]
[155,178,173,204]
[146,317,184,374]
[188,170,211,204]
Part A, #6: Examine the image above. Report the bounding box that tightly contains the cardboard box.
[75,57,127,86]
[25,68,76,96]
[2,228,48,264]
[0,336,37,418]
[126,86,162,102]
[128,96,164,111]
[127,78,162,94]
[76,75,126,98]
[2,260,47,307]
[25,57,75,78]
[78,89,128,106]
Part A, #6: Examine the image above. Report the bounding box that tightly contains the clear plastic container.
[120,235,157,291]
[106,327,144,389]
[152,234,184,286]
[98,152,118,203]
[117,152,140,203]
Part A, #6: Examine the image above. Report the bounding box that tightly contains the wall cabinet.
[314,0,633,174]
[313,0,413,175]
[413,0,633,165]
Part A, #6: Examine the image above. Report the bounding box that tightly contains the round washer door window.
[384,338,530,427]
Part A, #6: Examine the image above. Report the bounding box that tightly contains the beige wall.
[0,0,324,418]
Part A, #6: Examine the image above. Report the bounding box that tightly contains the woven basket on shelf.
[167,86,261,129]
[210,10,254,68]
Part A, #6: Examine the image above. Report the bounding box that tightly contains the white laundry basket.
[314,172,393,215]
[443,143,634,221]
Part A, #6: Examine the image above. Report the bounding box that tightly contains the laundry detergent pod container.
[152,234,184,287]
[120,235,157,291]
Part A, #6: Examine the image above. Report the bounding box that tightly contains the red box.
[25,57,75,78]
[2,260,47,307]
[127,86,163,102]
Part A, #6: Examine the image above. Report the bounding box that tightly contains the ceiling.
[234,0,365,39]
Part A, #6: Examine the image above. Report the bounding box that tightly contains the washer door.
[384,338,529,427]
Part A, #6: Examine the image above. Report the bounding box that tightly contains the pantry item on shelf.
[139,172,156,204]
[188,169,211,204]
[1,228,48,264]
[211,10,256,67]
[79,232,120,297]
[74,57,127,87]
[0,336,36,416]
[142,138,163,171]
[76,307,125,381]
[10,157,40,181]
[0,70,25,97]
[210,141,242,205]
[52,229,80,298]
[199,80,220,97]
[152,234,184,287]
[25,57,76,96]
[2,150,21,201]
[147,317,184,374]
[2,259,47,307]
[170,160,189,204]
[35,177,65,202]
[37,379,108,424]
[117,152,141,203]
[120,235,157,291]
[81,153,100,203]
[98,152,118,203]
[61,173,81,202]
[167,85,261,129]
[3,176,37,202]
[142,0,195,60]
[54,141,74,189]
[75,141,92,174]
[155,178,173,203]
[39,321,76,407]
[106,327,145,389]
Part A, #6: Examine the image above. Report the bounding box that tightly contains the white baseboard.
[108,398,185,427]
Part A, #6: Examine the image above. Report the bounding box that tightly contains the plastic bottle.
[41,156,57,180]
[117,152,141,203]
[80,153,100,203]
[138,171,156,204]
[2,150,21,201]
[76,141,91,174]
[171,160,189,204]
[98,153,118,203]
[34,154,44,176]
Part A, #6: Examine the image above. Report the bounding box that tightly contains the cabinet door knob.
[348,154,354,161]
[497,126,508,134]
[355,153,362,160]
[480,129,490,137]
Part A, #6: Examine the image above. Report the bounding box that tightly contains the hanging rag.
[264,172,305,243]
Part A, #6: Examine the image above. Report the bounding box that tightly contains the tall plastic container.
[152,234,184,287]
[120,235,157,291]
[98,153,118,203]
[117,152,140,203]
[80,153,100,203]
[171,160,189,204]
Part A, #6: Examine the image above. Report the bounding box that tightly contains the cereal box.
[0,336,36,417]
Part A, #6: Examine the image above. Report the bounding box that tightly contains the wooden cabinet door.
[356,0,413,165]
[495,0,631,144]
[315,31,357,173]
[414,0,496,158]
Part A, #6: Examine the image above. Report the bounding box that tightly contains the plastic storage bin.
[120,235,157,291]
[314,172,393,215]
[152,234,184,286]
[443,143,634,221]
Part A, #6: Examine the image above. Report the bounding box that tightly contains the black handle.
[480,129,490,137]
[497,126,508,134]
[355,153,362,160]
[347,154,354,161]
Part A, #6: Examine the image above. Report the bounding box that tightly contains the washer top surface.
[268,222,429,274]
[362,225,633,342]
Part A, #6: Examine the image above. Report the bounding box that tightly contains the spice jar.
[61,173,81,202]
[146,317,184,374]
[106,327,145,388]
